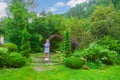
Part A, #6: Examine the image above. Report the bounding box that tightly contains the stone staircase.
[31,55,61,72]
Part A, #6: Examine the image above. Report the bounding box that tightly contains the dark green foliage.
[3,43,18,52]
[30,34,42,52]
[28,17,46,52]
[87,62,98,69]
[99,36,120,54]
[111,0,120,10]
[87,60,106,69]
[64,29,72,57]
[64,56,84,69]
[8,52,26,68]
[21,42,31,58]
[45,15,64,52]
[0,48,9,67]
[21,28,31,58]
[28,14,64,52]
[95,59,103,66]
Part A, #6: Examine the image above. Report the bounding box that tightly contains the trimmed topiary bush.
[64,56,84,69]
[3,43,18,52]
[0,47,9,67]
[8,52,26,68]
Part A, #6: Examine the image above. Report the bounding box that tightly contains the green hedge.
[64,56,84,69]
[9,52,26,68]
[0,47,26,68]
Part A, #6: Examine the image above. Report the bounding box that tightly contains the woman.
[44,39,50,60]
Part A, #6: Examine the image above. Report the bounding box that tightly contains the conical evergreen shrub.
[64,29,72,57]
[21,27,31,58]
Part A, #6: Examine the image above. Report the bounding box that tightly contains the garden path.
[31,54,59,72]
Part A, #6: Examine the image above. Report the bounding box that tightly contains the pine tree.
[21,27,31,58]
[64,29,72,57]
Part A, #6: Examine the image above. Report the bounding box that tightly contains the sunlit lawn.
[0,65,120,80]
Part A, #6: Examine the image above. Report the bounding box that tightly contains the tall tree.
[3,0,29,50]
[90,5,120,39]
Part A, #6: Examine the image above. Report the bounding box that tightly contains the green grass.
[0,66,37,80]
[37,65,120,80]
[0,65,120,80]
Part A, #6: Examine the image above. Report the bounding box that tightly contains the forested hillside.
[63,0,120,18]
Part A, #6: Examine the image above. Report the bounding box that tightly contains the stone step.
[31,62,60,66]
[33,66,53,72]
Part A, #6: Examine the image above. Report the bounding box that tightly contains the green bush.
[64,56,84,69]
[0,48,9,67]
[73,50,84,58]
[100,50,119,65]
[8,52,26,68]
[87,61,106,69]
[79,42,119,65]
[51,52,64,64]
[87,62,98,69]
[3,43,18,52]
[82,43,102,62]
[95,59,106,69]
[0,47,8,54]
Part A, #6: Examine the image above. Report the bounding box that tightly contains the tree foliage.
[63,0,120,19]
[90,5,120,39]
[21,28,31,58]
[2,0,29,50]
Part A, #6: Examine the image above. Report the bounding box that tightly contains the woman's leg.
[47,53,49,59]
[44,53,47,58]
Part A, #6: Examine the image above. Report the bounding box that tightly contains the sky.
[0,0,87,19]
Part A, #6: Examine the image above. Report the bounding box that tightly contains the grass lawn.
[0,65,120,80]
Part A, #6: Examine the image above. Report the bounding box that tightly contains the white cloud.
[0,0,8,19]
[55,2,65,7]
[66,0,87,8]
[47,7,56,12]
[47,1,65,13]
